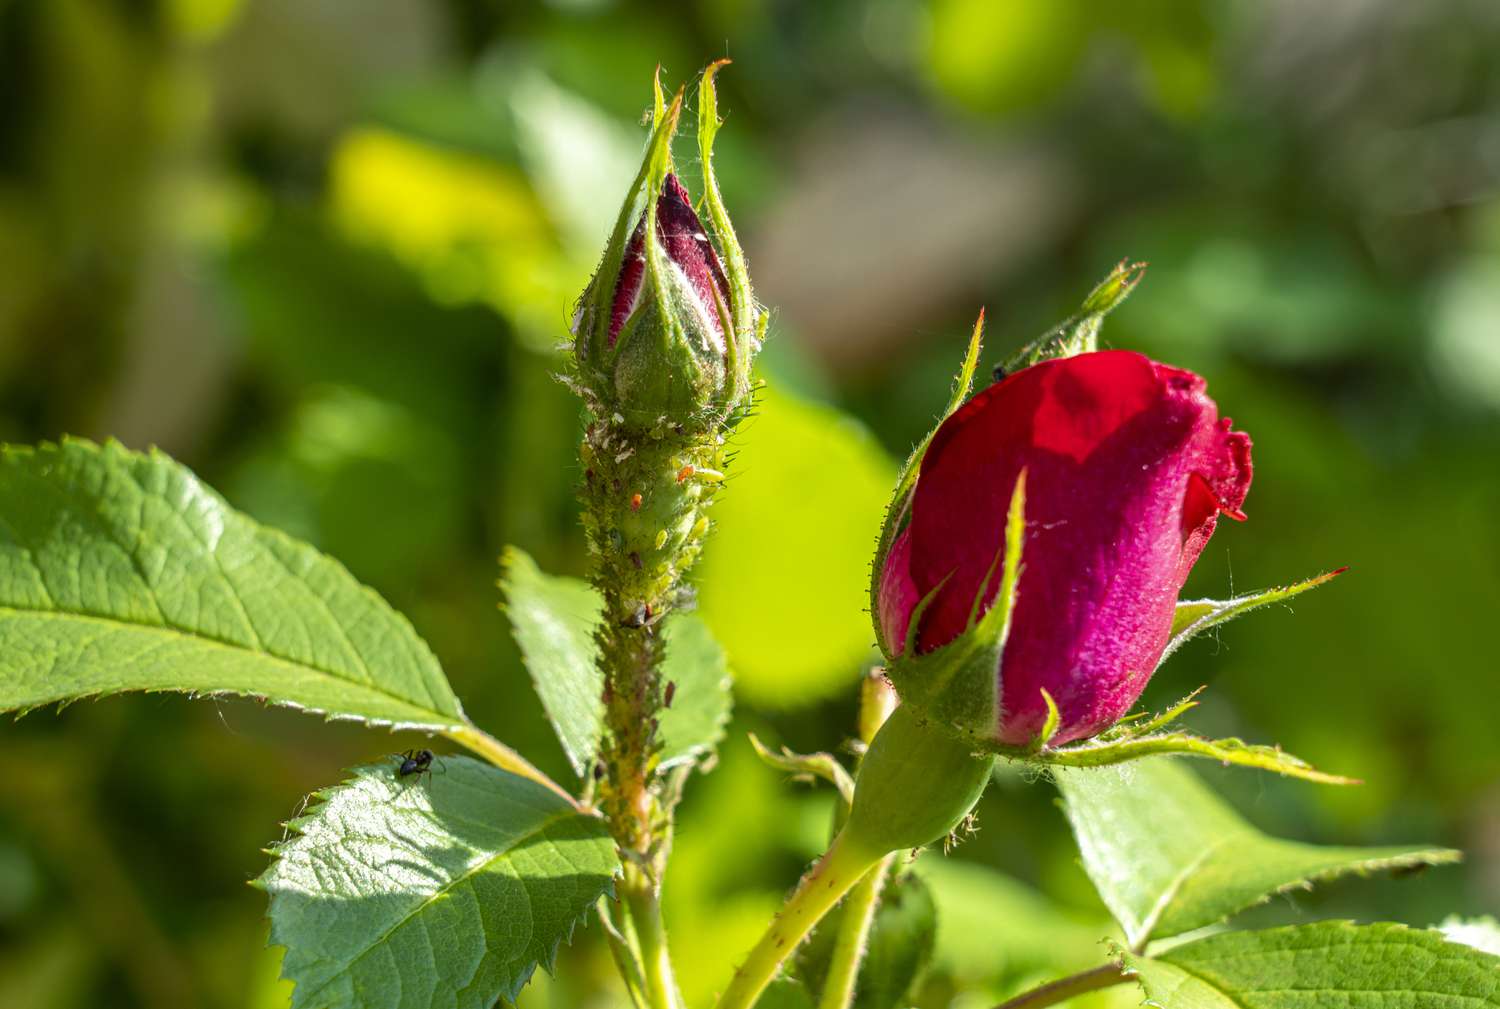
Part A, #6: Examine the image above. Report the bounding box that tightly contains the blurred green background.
[2,0,1498,1006]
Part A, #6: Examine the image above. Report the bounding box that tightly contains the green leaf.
[1054,758,1460,950]
[1122,922,1500,1007]
[259,755,618,1009]
[797,869,937,1009]
[501,547,731,778]
[658,613,734,769]
[0,439,464,731]
[1163,568,1346,667]
[501,547,602,776]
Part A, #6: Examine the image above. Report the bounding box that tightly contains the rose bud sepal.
[606,214,730,429]
[868,310,987,635]
[999,259,1147,376]
[696,59,761,412]
[880,471,1028,745]
[572,77,677,378]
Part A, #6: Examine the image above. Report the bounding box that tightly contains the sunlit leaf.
[1122,922,1500,1007]
[259,756,618,1009]
[1055,758,1459,949]
[501,547,601,776]
[657,615,734,769]
[0,439,465,732]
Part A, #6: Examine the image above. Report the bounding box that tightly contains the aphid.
[991,363,1008,383]
[663,680,677,708]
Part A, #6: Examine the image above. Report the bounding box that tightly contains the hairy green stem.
[578,424,714,1009]
[717,830,885,1009]
[596,614,665,848]
[579,422,717,847]
[817,854,895,1009]
[991,964,1134,1009]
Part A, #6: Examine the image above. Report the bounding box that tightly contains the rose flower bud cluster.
[875,348,1252,749]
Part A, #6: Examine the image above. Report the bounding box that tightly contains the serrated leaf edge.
[1120,921,1500,1007]
[1129,841,1463,951]
[257,762,618,1007]
[0,437,468,732]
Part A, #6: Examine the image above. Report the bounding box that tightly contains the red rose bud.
[876,350,1252,747]
[572,64,759,431]
[608,174,732,351]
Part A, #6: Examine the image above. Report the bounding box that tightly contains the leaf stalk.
[991,963,1135,1009]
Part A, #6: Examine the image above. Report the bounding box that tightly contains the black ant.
[391,749,440,788]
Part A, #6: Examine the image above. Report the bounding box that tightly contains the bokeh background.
[2,0,1499,1006]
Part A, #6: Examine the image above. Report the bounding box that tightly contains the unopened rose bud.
[875,350,1253,747]
[596,173,732,422]
[573,63,760,432]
